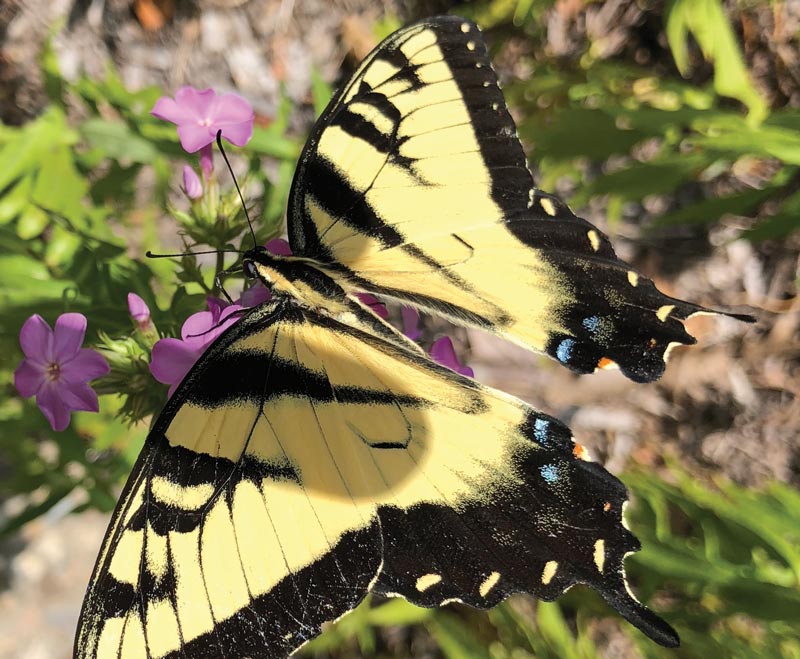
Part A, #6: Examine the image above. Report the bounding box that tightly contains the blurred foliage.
[0,0,797,657]
[460,0,798,240]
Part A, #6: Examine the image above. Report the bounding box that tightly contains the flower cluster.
[14,85,474,431]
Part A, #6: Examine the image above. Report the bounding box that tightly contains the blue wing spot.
[556,339,576,364]
[582,316,600,334]
[534,418,550,444]
[540,464,559,484]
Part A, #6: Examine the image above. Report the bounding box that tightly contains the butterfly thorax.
[244,247,350,315]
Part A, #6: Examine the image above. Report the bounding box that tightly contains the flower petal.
[61,348,110,384]
[209,93,254,146]
[127,292,151,322]
[53,313,87,361]
[151,96,197,126]
[36,382,71,431]
[14,359,44,398]
[401,307,422,340]
[181,310,214,346]
[58,381,100,413]
[356,293,389,320]
[150,338,200,388]
[176,123,216,153]
[199,144,214,178]
[219,120,254,148]
[430,336,473,377]
[206,305,245,343]
[175,87,216,118]
[181,165,203,199]
[239,284,271,308]
[265,238,292,256]
[19,314,52,362]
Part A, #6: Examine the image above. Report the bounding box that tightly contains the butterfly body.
[76,14,752,658]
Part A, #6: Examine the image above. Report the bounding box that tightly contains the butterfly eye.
[243,260,258,279]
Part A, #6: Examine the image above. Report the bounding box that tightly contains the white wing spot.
[467,41,476,51]
[479,571,501,597]
[540,197,556,217]
[492,102,499,111]
[541,560,558,585]
[461,22,470,33]
[527,188,535,208]
[416,573,442,592]
[594,539,606,573]
[627,271,639,287]
[587,230,601,252]
[656,304,675,322]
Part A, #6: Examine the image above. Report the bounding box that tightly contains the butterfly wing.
[287,15,741,383]
[75,299,678,658]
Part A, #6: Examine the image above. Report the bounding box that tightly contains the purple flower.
[181,165,203,199]
[14,313,109,431]
[151,87,255,153]
[127,292,153,331]
[430,336,474,378]
[401,307,422,340]
[265,237,292,256]
[356,293,389,320]
[150,298,244,397]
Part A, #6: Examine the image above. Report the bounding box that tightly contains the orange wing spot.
[572,443,589,460]
[597,357,615,369]
[603,501,612,512]
[648,338,657,349]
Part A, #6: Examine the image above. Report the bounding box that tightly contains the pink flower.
[430,336,474,378]
[151,87,255,153]
[181,165,203,199]
[150,298,244,397]
[14,313,109,431]
[357,293,389,320]
[127,292,152,331]
[401,307,421,340]
[264,237,292,256]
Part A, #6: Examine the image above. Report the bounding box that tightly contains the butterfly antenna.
[216,130,258,248]
[145,248,242,258]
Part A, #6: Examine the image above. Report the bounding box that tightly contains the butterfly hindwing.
[76,298,678,658]
[287,16,729,383]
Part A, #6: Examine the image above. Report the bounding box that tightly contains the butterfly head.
[242,246,348,312]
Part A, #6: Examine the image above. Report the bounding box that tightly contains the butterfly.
[75,15,751,658]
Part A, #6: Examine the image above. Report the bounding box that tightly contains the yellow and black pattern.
[288,16,748,383]
[76,299,679,658]
[74,14,756,658]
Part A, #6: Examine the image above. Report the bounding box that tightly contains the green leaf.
[0,174,34,225]
[367,599,434,626]
[80,118,158,164]
[665,0,767,122]
[310,68,333,118]
[655,186,778,227]
[31,145,89,223]
[428,612,493,659]
[16,204,50,239]
[572,154,706,206]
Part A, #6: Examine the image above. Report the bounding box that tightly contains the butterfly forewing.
[287,16,734,383]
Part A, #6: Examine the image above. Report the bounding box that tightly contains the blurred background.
[0,0,798,657]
